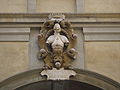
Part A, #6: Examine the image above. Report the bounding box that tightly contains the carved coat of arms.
[38,14,77,70]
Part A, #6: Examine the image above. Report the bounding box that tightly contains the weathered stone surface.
[0,42,29,81]
[0,0,27,13]
[71,29,85,69]
[0,28,30,41]
[76,0,85,13]
[83,28,120,41]
[29,28,44,69]
[27,0,36,13]
[85,0,120,13]
[41,68,76,80]
[0,69,119,90]
[36,0,75,13]
[38,15,78,69]
[85,42,120,83]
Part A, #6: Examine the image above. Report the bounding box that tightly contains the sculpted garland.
[38,14,77,70]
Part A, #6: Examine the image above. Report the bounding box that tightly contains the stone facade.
[0,42,29,81]
[36,0,75,13]
[85,42,120,83]
[0,0,27,13]
[0,0,120,13]
[85,0,120,13]
[0,0,120,88]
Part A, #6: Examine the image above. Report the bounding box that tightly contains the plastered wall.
[36,0,75,13]
[85,42,120,83]
[0,0,120,13]
[85,0,120,13]
[0,0,27,13]
[0,42,29,81]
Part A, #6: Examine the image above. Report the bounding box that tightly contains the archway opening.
[16,80,103,90]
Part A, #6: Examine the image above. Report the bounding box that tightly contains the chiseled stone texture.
[85,42,120,83]
[36,0,75,13]
[85,0,120,13]
[41,68,76,80]
[0,0,27,13]
[71,29,85,69]
[0,42,29,81]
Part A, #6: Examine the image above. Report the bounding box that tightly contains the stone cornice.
[0,13,120,41]
[0,13,120,28]
[0,13,120,18]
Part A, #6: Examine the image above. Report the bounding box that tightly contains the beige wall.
[0,0,27,13]
[0,0,120,13]
[85,0,120,13]
[36,0,75,13]
[0,42,29,81]
[85,42,120,83]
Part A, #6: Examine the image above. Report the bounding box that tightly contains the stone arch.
[0,69,120,90]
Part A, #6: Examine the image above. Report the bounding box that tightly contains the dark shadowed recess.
[16,80,103,90]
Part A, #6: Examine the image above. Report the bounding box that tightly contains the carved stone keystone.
[41,68,76,80]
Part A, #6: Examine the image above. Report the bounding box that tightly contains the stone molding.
[83,28,120,41]
[0,13,120,18]
[0,28,30,41]
[0,69,120,90]
[0,13,120,28]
